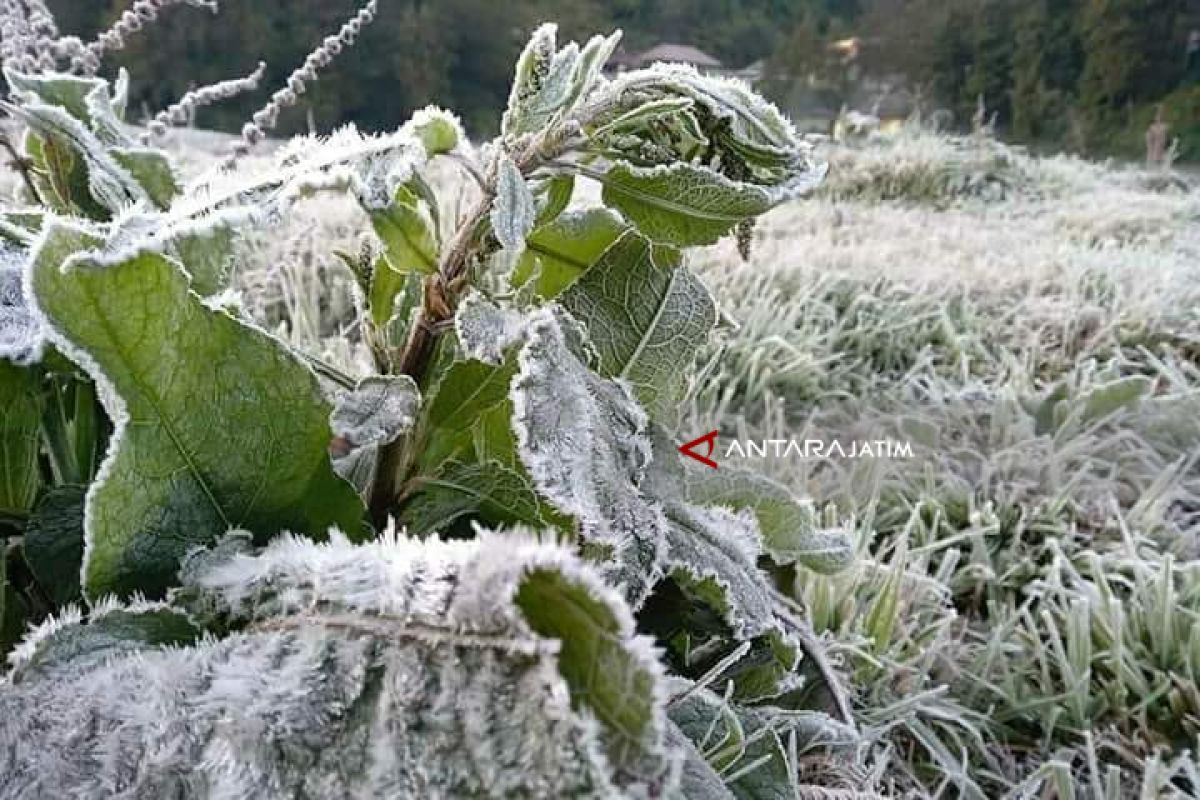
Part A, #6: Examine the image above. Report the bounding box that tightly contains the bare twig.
[0,130,40,205]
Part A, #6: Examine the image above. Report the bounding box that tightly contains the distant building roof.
[632,43,723,69]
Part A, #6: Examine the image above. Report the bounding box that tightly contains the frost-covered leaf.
[161,529,677,795]
[503,24,598,137]
[599,65,812,172]
[592,97,697,139]
[597,161,801,247]
[680,466,853,574]
[503,23,559,138]
[0,209,43,246]
[669,686,858,800]
[331,375,419,449]
[513,310,807,635]
[455,291,527,365]
[7,599,200,683]
[9,102,150,215]
[29,221,365,600]
[44,210,241,298]
[1078,375,1153,424]
[565,30,623,110]
[23,485,87,606]
[167,215,237,296]
[511,308,667,606]
[4,70,114,130]
[491,154,536,255]
[109,146,180,209]
[0,360,42,516]
[560,230,715,422]
[512,207,628,300]
[176,124,426,225]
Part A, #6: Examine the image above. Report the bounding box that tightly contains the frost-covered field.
[222,128,1200,797]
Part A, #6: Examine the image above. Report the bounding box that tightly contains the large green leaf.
[597,161,783,247]
[0,361,42,517]
[30,221,365,601]
[152,529,677,796]
[512,208,628,300]
[560,230,715,423]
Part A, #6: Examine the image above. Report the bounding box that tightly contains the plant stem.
[0,130,42,206]
[368,136,549,525]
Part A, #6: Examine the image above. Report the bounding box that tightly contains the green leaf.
[560,230,715,423]
[602,64,811,172]
[0,361,43,516]
[23,485,87,606]
[680,465,853,574]
[11,103,143,215]
[515,564,669,787]
[109,147,180,209]
[668,723,738,799]
[400,458,564,536]
[534,174,575,227]
[169,217,237,296]
[29,221,365,601]
[369,184,438,324]
[511,208,628,300]
[597,161,784,247]
[9,601,201,683]
[417,357,517,472]
[4,69,107,127]
[591,96,697,139]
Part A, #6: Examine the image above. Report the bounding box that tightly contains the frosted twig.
[74,0,218,76]
[142,61,266,143]
[229,0,377,163]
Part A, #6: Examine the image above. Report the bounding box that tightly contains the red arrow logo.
[679,430,719,469]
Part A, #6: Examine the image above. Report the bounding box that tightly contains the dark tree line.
[47,1,1200,155]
